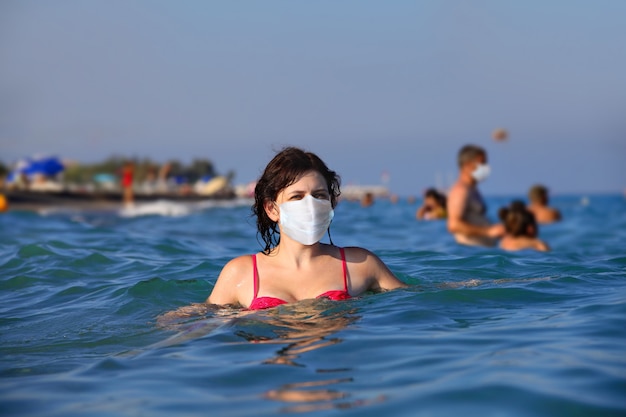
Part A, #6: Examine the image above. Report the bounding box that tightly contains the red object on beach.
[121,167,133,187]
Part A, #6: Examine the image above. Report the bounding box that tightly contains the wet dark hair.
[458,144,486,168]
[498,200,537,237]
[253,147,341,254]
[424,188,447,209]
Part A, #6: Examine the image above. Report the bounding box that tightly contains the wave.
[34,197,254,219]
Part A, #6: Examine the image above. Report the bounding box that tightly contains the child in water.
[498,200,550,252]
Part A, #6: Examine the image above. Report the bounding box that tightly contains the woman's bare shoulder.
[534,239,550,252]
[341,246,379,264]
[341,246,392,273]
[208,254,257,305]
[221,254,255,276]
[341,246,405,290]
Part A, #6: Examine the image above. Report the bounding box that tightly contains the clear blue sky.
[1,1,625,195]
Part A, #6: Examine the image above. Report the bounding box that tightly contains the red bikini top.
[248,247,351,310]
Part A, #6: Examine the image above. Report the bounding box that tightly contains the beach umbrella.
[19,156,65,176]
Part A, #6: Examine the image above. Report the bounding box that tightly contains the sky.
[1,0,625,196]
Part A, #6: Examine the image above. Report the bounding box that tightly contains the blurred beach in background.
[1,1,624,198]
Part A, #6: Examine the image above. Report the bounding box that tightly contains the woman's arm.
[370,251,407,290]
[416,205,427,219]
[206,256,251,306]
[345,247,407,292]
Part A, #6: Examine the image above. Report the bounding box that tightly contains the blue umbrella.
[20,156,65,176]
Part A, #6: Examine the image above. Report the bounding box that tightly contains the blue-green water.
[1,195,625,416]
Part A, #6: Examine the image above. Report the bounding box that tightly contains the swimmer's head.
[253,147,341,253]
[361,192,374,207]
[458,144,487,169]
[423,188,446,209]
[529,185,549,205]
[498,200,538,237]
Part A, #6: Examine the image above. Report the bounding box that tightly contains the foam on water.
[117,198,256,218]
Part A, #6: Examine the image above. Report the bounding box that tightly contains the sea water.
[1,195,625,416]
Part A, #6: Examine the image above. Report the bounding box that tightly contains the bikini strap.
[339,247,348,291]
[251,254,259,298]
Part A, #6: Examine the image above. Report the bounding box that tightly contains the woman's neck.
[270,240,325,268]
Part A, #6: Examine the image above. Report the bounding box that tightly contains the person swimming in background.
[447,144,505,246]
[499,200,550,252]
[207,147,406,310]
[416,188,447,220]
[361,191,375,207]
[527,184,561,224]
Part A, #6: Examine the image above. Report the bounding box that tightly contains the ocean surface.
[1,194,625,416]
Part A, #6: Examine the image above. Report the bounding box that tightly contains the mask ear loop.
[327,222,334,246]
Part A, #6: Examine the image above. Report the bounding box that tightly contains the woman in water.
[498,200,550,252]
[416,188,447,220]
[207,147,406,310]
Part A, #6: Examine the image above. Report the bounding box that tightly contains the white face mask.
[278,194,334,246]
[472,163,491,182]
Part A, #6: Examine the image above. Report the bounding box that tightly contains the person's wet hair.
[529,184,548,204]
[253,147,341,254]
[498,200,538,237]
[424,188,447,209]
[458,144,486,168]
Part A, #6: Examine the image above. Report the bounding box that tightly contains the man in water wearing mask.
[447,144,505,247]
[207,147,406,310]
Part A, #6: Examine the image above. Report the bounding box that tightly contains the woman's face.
[424,196,438,208]
[266,170,330,222]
